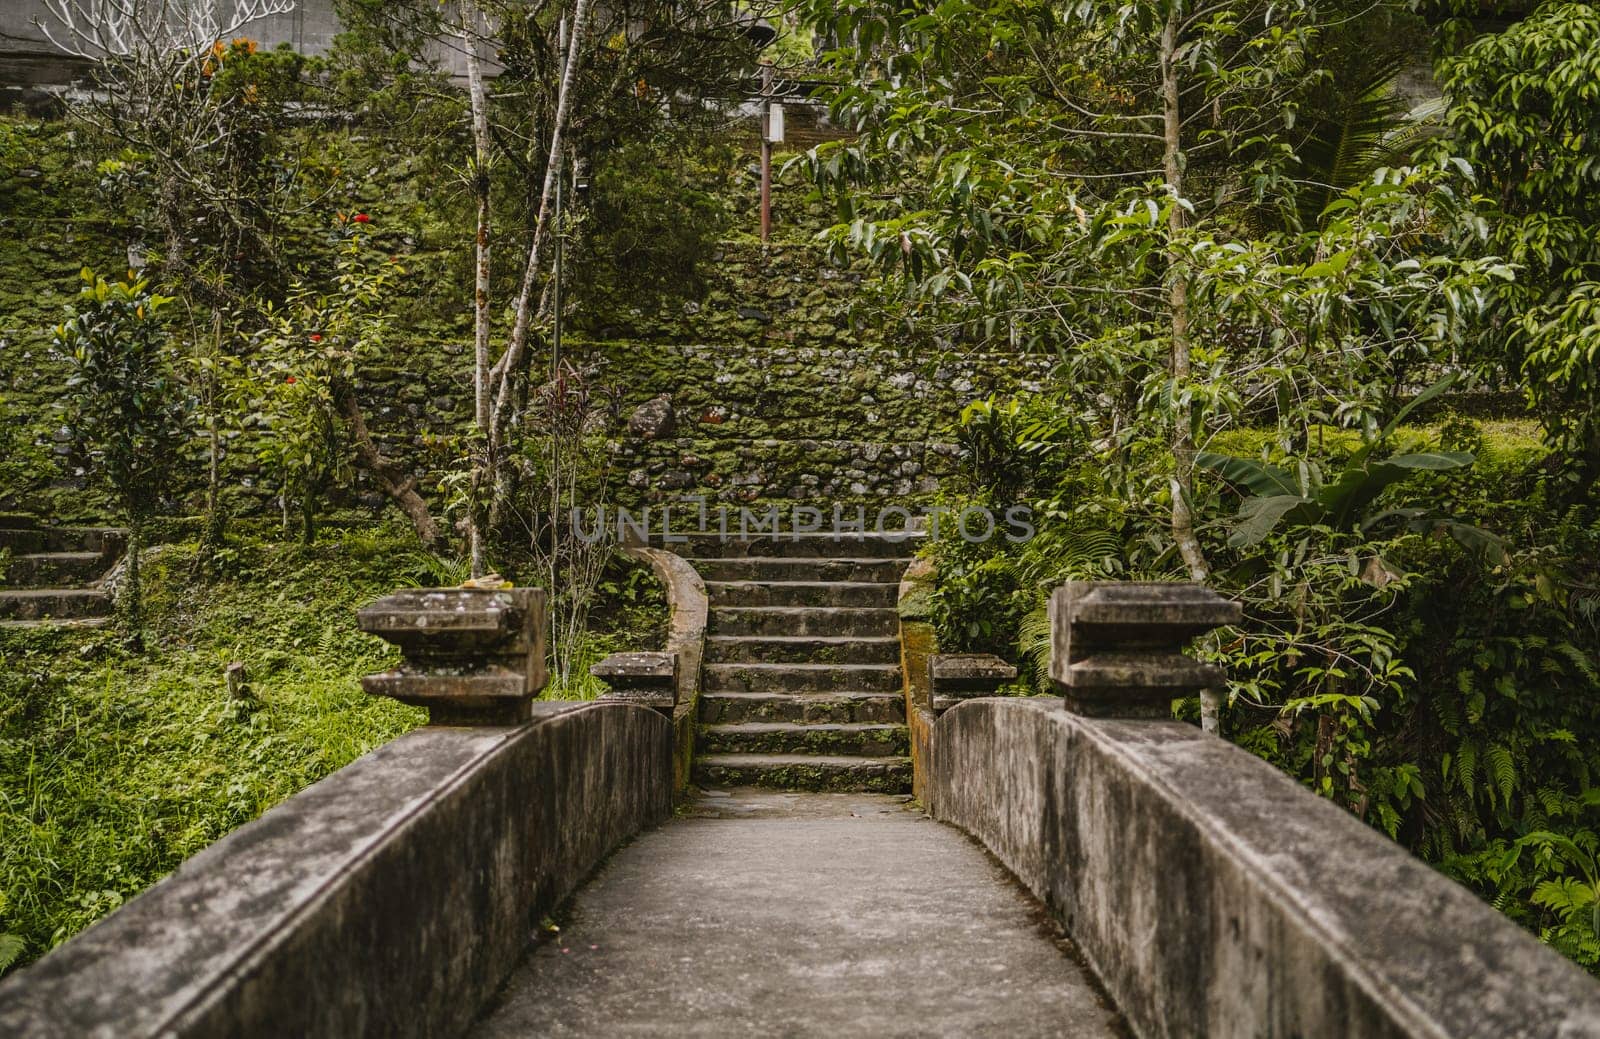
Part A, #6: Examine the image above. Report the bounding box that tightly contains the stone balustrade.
[357,587,547,725]
[593,547,708,795]
[0,585,674,1038]
[926,579,1600,1038]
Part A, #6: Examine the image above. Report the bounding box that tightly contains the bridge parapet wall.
[0,587,674,1038]
[927,578,1600,1038]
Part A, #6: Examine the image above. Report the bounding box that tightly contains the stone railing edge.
[897,556,940,803]
[0,701,675,1038]
[929,694,1600,1038]
[621,545,707,797]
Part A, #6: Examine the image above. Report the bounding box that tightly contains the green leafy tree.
[252,223,422,545]
[795,0,1477,583]
[1437,1,1600,479]
[52,271,189,640]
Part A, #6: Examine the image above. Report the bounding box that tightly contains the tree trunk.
[197,311,227,567]
[490,0,595,466]
[332,382,444,550]
[1161,4,1220,734]
[463,2,492,577]
[1160,4,1209,586]
[124,521,144,651]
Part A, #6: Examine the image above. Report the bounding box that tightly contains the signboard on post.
[767,104,785,144]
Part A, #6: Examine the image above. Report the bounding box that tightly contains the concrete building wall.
[1,1,345,58]
[0,1,367,89]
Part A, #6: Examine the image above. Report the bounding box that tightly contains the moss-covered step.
[675,532,921,559]
[691,557,908,583]
[0,588,111,621]
[703,662,903,693]
[0,526,125,555]
[2,550,106,587]
[697,691,906,725]
[699,722,911,757]
[705,580,898,608]
[692,753,912,793]
[703,634,901,665]
[708,606,898,638]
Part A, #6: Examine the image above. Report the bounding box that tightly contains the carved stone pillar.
[357,587,548,725]
[1049,581,1240,719]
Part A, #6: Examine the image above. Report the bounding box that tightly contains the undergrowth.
[0,525,668,975]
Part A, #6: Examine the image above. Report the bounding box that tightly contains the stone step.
[0,513,37,529]
[709,606,897,638]
[0,526,125,555]
[704,635,900,665]
[704,662,902,694]
[699,723,911,757]
[0,616,112,632]
[705,580,898,608]
[0,588,113,621]
[674,532,921,559]
[693,753,913,793]
[698,691,905,725]
[692,557,908,584]
[3,551,106,588]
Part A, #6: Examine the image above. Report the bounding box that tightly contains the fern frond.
[1017,604,1053,689]
[1456,739,1478,797]
[1487,744,1518,808]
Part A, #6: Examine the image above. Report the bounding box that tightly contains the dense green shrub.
[52,271,189,636]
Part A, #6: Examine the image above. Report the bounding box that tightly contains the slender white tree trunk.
[463,1,492,576]
[1161,4,1220,735]
[1160,3,1208,587]
[490,0,594,457]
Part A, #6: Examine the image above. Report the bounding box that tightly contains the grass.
[0,530,432,974]
[0,525,669,975]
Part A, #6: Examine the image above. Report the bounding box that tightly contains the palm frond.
[1292,52,1427,229]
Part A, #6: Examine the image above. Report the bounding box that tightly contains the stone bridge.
[3,532,1599,1038]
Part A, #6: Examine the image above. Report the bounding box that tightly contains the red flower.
[286,375,297,384]
[309,333,323,342]
[353,213,371,224]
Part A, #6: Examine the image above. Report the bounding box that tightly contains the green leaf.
[1227,494,1312,547]
[1379,451,1476,471]
[1196,452,1299,496]
[0,934,22,973]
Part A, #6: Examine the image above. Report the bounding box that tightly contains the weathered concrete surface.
[930,698,1600,1039]
[1049,581,1238,718]
[472,790,1126,1038]
[622,546,707,797]
[897,555,940,804]
[0,702,673,1039]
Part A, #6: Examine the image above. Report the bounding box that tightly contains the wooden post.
[760,62,773,243]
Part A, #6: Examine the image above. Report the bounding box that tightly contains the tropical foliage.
[792,0,1600,972]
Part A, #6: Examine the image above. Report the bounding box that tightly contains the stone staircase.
[689,532,916,793]
[0,514,123,629]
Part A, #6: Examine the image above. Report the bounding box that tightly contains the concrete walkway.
[472,790,1125,1038]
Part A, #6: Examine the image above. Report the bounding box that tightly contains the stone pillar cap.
[1050,580,1240,719]
[1060,581,1241,645]
[357,587,548,725]
[357,588,543,655]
